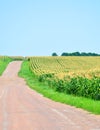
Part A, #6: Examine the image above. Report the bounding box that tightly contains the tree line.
[52,52,100,56]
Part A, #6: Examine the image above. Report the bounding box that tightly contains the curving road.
[0,61,100,130]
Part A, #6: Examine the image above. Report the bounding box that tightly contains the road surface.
[0,61,100,130]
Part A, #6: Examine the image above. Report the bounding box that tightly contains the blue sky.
[0,0,100,56]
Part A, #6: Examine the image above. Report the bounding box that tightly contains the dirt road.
[0,61,100,130]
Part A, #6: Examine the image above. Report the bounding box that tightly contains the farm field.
[29,56,100,100]
[29,56,100,78]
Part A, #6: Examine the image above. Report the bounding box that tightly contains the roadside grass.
[19,61,100,115]
[0,57,12,75]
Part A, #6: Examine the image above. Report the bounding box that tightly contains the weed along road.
[0,61,100,130]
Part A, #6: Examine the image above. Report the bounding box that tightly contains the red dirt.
[0,61,100,130]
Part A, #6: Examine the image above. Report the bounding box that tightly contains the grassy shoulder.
[19,61,100,115]
[0,57,12,75]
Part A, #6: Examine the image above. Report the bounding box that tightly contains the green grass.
[0,57,12,75]
[19,61,100,115]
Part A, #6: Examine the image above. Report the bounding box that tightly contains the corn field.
[29,56,100,100]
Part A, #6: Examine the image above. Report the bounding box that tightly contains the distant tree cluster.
[52,52,58,56]
[52,52,100,56]
[61,52,100,56]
